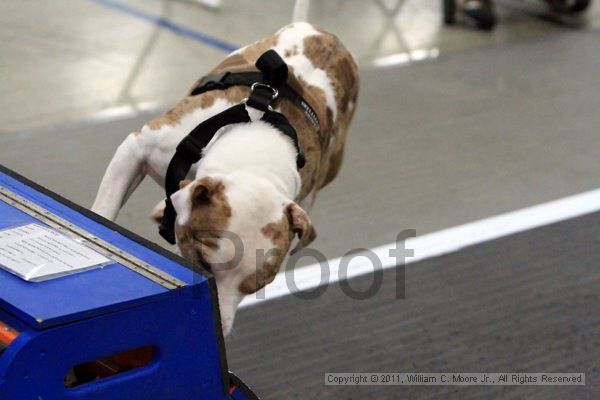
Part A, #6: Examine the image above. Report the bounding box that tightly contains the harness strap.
[159,103,250,244]
[255,49,288,87]
[191,72,321,132]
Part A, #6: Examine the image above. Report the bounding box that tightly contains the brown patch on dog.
[297,30,359,194]
[238,201,317,294]
[320,124,347,187]
[145,86,251,130]
[234,36,278,65]
[175,177,232,266]
[286,202,317,254]
[302,33,359,114]
[284,45,300,58]
[238,216,293,295]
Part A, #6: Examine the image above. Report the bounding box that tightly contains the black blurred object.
[444,0,497,30]
[443,0,592,30]
[545,0,591,13]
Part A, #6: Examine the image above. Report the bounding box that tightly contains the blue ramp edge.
[0,165,207,329]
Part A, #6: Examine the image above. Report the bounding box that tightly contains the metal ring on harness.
[250,82,279,100]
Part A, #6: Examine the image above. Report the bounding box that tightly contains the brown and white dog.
[92,20,358,335]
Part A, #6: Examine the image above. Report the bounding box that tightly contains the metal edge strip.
[0,186,186,290]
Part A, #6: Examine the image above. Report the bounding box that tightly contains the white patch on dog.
[197,120,301,198]
[139,98,236,177]
[273,22,338,121]
[171,182,195,226]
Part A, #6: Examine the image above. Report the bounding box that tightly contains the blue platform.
[0,165,257,400]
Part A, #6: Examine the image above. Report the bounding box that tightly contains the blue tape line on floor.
[92,0,239,53]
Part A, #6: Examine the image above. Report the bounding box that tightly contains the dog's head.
[159,174,315,335]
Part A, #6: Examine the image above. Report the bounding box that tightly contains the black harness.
[159,50,320,244]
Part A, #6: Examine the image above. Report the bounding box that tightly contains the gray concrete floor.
[1,0,599,132]
[1,0,598,260]
[227,212,600,400]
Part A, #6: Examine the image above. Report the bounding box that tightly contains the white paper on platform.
[0,223,111,281]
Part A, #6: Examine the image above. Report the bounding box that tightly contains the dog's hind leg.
[318,111,354,189]
[92,133,147,221]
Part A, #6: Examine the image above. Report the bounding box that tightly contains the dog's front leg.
[92,133,147,221]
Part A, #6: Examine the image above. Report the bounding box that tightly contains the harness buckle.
[191,71,230,95]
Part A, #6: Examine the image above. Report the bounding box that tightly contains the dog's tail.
[292,0,310,22]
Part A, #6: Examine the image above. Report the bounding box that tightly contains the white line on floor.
[240,188,600,308]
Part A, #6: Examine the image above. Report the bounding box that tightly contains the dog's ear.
[286,202,317,255]
[190,177,223,207]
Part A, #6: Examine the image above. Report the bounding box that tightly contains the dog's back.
[149,23,359,201]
